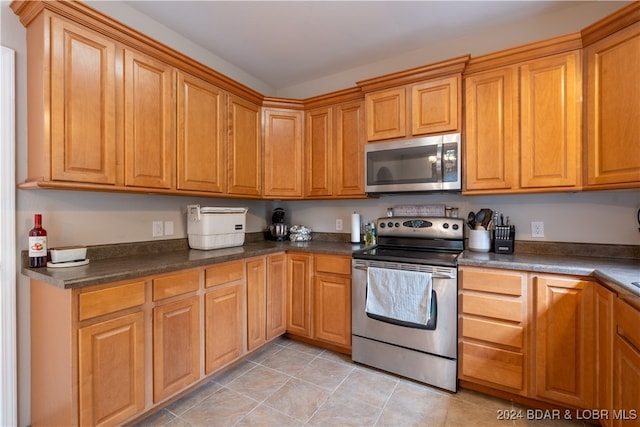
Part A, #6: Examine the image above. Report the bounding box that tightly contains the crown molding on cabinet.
[10,0,264,105]
[356,54,470,93]
[581,1,640,47]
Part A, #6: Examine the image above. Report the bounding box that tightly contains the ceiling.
[124,1,623,91]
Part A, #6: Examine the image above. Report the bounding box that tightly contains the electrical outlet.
[336,218,343,231]
[152,221,164,237]
[531,221,544,238]
[164,220,174,236]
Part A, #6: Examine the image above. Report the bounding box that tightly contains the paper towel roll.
[351,212,361,243]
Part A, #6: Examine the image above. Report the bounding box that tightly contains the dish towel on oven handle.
[365,267,433,325]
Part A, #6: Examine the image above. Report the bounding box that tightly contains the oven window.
[367,145,439,186]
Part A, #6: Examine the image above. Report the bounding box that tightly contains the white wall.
[285,191,640,245]
[3,1,639,425]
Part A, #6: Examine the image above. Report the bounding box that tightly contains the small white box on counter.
[187,205,247,250]
[49,246,87,263]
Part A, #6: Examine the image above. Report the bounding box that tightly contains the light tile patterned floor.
[135,337,587,427]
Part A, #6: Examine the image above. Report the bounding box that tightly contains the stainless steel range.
[351,216,464,392]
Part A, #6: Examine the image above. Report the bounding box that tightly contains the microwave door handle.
[436,144,443,182]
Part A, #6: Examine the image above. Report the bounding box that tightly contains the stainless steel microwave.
[365,133,461,194]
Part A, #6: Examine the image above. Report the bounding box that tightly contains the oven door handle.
[353,265,455,279]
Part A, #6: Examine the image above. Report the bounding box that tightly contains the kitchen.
[2,1,640,426]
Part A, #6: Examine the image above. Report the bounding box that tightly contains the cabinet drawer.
[461,268,524,296]
[153,270,200,301]
[461,341,524,390]
[314,254,351,275]
[462,294,523,323]
[462,317,524,349]
[205,260,245,287]
[616,298,640,350]
[79,281,146,321]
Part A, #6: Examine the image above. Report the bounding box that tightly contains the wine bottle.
[29,214,48,267]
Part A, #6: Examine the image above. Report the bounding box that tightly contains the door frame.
[0,45,18,426]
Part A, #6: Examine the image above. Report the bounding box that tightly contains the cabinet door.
[305,107,332,197]
[520,51,581,189]
[286,253,313,337]
[612,298,640,427]
[50,16,117,185]
[595,286,614,427]
[78,312,145,427]
[246,257,266,351]
[263,108,304,198]
[365,87,406,141]
[412,75,460,135]
[227,95,261,196]
[266,253,287,340]
[534,275,594,408]
[124,49,175,189]
[612,336,640,427]
[205,283,245,374]
[464,66,518,191]
[313,274,351,347]
[585,22,640,188]
[177,72,225,193]
[153,296,200,402]
[334,100,366,196]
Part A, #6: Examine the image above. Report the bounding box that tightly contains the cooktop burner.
[352,216,465,267]
[353,246,460,267]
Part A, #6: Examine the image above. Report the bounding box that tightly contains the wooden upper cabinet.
[177,72,226,193]
[464,48,582,194]
[304,96,365,198]
[411,75,460,135]
[305,107,333,197]
[334,100,366,196]
[48,15,118,185]
[263,108,304,198]
[124,49,175,189]
[227,95,262,196]
[585,22,640,189]
[464,66,518,191]
[365,87,406,141]
[520,51,581,189]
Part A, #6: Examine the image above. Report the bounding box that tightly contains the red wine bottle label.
[29,236,47,257]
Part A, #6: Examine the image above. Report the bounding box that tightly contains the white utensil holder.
[468,229,491,252]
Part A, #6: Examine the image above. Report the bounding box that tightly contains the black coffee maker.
[269,208,288,240]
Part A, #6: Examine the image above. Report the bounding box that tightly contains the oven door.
[351,259,457,359]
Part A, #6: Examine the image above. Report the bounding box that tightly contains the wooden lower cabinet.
[266,253,287,340]
[287,252,313,337]
[459,267,529,395]
[286,253,351,350]
[204,260,246,374]
[246,256,267,351]
[534,275,595,408]
[153,295,200,402]
[595,286,615,427]
[312,254,352,348]
[204,282,245,374]
[459,266,631,418]
[78,312,145,427]
[613,298,640,427]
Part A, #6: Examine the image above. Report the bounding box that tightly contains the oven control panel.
[376,217,464,240]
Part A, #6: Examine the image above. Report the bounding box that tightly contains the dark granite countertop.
[22,235,639,305]
[458,251,640,303]
[22,239,365,289]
